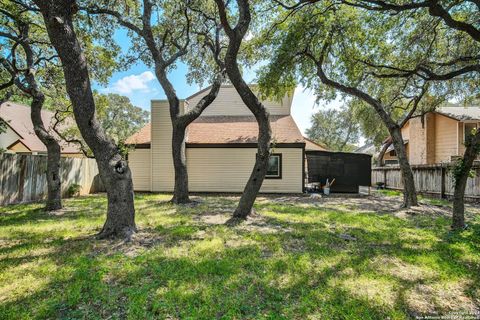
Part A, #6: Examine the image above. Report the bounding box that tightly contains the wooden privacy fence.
[0,153,104,206]
[372,164,480,199]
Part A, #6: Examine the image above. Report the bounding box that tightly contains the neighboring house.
[126,85,325,193]
[382,106,480,165]
[0,101,83,156]
[354,142,378,156]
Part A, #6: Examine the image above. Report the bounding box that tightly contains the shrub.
[67,184,81,198]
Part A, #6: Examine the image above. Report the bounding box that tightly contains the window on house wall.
[464,123,478,143]
[389,150,396,157]
[266,154,282,179]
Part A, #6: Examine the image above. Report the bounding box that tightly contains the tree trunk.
[451,132,480,230]
[376,140,391,167]
[171,123,190,204]
[30,95,62,211]
[225,54,272,221]
[390,126,418,207]
[36,0,136,239]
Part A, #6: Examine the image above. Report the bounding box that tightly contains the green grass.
[0,193,479,319]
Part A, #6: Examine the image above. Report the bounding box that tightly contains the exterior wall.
[434,114,460,163]
[186,85,292,116]
[151,100,176,191]
[8,141,30,153]
[407,115,436,165]
[61,153,85,158]
[425,113,436,164]
[0,126,21,150]
[128,148,152,191]
[408,117,428,165]
[186,147,303,193]
[401,122,410,141]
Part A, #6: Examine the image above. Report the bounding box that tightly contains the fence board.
[0,153,104,206]
[372,164,480,199]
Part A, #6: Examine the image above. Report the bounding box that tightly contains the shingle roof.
[125,123,151,145]
[187,115,304,144]
[0,101,82,153]
[126,115,306,145]
[436,106,480,121]
[304,137,327,151]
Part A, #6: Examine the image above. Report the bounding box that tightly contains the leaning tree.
[211,0,274,221]
[0,2,64,211]
[83,0,225,204]
[31,0,137,239]
[257,2,442,207]
[335,0,480,229]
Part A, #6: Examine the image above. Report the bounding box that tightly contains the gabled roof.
[0,101,82,153]
[125,115,306,146]
[436,106,480,121]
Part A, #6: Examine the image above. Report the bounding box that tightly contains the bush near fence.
[372,164,480,199]
[0,153,104,206]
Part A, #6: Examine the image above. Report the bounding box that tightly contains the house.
[0,101,83,156]
[126,85,325,193]
[354,142,378,156]
[382,106,480,165]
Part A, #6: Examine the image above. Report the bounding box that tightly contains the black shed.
[306,150,372,193]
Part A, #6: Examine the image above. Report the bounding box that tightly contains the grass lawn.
[0,193,479,319]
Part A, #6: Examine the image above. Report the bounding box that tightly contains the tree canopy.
[306,106,360,152]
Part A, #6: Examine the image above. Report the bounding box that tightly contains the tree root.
[96,226,137,242]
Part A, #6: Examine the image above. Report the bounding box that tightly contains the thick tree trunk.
[451,133,480,230]
[390,126,418,207]
[30,95,62,211]
[232,119,271,219]
[452,168,468,230]
[226,53,272,221]
[36,0,136,239]
[171,123,190,204]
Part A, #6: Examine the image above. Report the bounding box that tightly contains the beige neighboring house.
[126,85,325,193]
[0,101,83,156]
[383,106,480,165]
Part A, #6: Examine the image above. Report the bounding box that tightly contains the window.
[266,154,282,179]
[389,150,396,157]
[464,123,478,143]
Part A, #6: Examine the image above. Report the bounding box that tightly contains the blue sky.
[94,30,344,135]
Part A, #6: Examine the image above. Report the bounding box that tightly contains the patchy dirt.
[405,280,480,316]
[255,192,480,219]
[90,228,166,258]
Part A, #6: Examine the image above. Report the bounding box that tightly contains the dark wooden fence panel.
[0,153,104,206]
[372,164,480,199]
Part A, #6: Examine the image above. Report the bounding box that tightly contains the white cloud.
[109,71,155,94]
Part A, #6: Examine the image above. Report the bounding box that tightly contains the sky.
[94,30,346,137]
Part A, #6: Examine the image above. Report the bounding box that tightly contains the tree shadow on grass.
[1,194,479,318]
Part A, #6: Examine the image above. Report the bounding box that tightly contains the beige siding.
[434,114,459,163]
[128,148,151,191]
[8,141,30,153]
[186,148,303,193]
[186,85,292,116]
[401,122,410,141]
[425,113,436,164]
[151,100,176,191]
